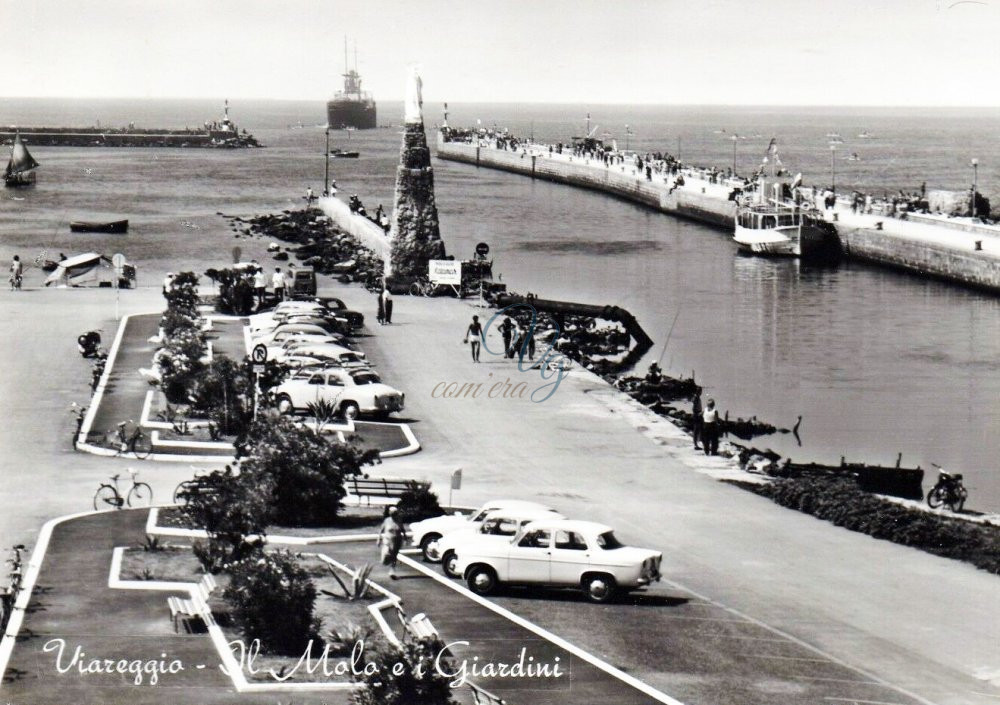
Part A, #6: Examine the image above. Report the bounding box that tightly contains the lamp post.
[625,124,632,152]
[324,128,330,196]
[830,144,837,192]
[731,135,738,175]
[971,158,979,218]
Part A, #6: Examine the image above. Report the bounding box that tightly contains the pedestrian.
[466,315,483,362]
[251,262,266,308]
[702,398,719,456]
[305,186,314,204]
[272,267,286,302]
[381,287,393,324]
[162,271,175,296]
[377,506,406,580]
[691,390,704,450]
[499,317,514,359]
[9,255,23,291]
[376,288,385,325]
[330,179,338,197]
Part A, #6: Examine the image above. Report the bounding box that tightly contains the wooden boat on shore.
[331,149,360,158]
[70,219,129,234]
[4,132,39,188]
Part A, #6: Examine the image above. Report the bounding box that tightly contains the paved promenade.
[328,282,1000,705]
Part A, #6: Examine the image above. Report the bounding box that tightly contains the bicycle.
[172,467,216,505]
[106,420,153,459]
[93,468,153,510]
[1,544,28,632]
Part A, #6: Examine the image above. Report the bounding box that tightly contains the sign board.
[451,468,462,490]
[428,259,461,286]
[251,344,268,363]
[251,363,266,374]
[112,253,126,270]
[475,242,490,257]
[232,246,242,264]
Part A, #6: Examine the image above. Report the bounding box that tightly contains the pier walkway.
[437,137,1000,292]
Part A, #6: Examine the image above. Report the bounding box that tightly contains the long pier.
[436,134,1000,293]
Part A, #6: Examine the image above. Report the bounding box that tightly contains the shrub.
[237,415,379,526]
[181,465,272,573]
[157,326,208,403]
[746,477,1000,574]
[161,308,201,337]
[395,485,443,524]
[352,638,456,705]
[189,357,252,437]
[164,271,200,314]
[208,267,257,315]
[224,550,318,655]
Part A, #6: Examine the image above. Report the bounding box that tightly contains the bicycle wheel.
[173,480,194,505]
[127,482,153,508]
[94,484,121,511]
[130,431,153,459]
[927,486,946,509]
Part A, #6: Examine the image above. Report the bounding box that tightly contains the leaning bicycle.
[94,468,153,510]
[106,420,153,459]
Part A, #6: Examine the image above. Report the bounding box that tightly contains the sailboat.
[4,133,39,188]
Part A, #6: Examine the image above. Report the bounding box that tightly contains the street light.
[971,158,979,218]
[830,144,837,192]
[324,128,331,196]
[625,124,632,152]
[731,135,738,175]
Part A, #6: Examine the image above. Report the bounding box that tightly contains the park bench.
[344,476,430,504]
[394,605,439,641]
[167,574,218,632]
[469,682,506,705]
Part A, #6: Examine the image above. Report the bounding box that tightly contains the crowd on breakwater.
[442,126,994,222]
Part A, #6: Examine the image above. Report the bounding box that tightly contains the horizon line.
[2,95,1000,110]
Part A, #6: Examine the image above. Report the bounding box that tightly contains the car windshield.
[596,531,624,550]
[351,371,381,384]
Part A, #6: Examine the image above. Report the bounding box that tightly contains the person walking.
[377,506,407,580]
[305,186,314,205]
[702,398,720,456]
[376,287,385,325]
[466,315,483,362]
[272,267,286,302]
[499,317,513,359]
[691,390,704,450]
[9,255,22,291]
[381,287,393,324]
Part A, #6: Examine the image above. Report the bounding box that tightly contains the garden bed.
[157,505,384,537]
[120,544,203,582]
[729,477,1000,574]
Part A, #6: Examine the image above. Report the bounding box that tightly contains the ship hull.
[326,100,376,130]
[734,220,842,261]
[4,171,35,188]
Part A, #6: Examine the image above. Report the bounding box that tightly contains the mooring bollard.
[975,240,983,251]
[876,221,883,230]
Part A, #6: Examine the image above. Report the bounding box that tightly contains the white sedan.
[273,367,404,419]
[409,499,558,562]
[438,508,565,578]
[451,519,662,603]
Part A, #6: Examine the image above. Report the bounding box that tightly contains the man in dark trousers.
[499,317,514,359]
[702,398,720,456]
[381,287,393,324]
[691,390,704,450]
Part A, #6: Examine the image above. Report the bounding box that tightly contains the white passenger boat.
[733,178,840,260]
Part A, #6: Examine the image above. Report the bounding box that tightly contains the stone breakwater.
[436,134,1000,293]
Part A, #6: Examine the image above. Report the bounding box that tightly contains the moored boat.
[330,149,360,158]
[4,132,39,188]
[70,219,129,234]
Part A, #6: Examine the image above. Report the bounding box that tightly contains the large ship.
[326,42,376,130]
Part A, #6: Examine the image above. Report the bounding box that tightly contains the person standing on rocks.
[691,390,704,450]
[466,315,483,362]
[381,287,393,324]
[702,398,720,456]
[378,506,407,580]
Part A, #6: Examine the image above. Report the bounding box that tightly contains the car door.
[302,371,326,406]
[319,370,346,407]
[506,528,551,583]
[550,530,590,585]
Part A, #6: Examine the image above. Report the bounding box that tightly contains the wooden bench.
[167,596,198,633]
[344,477,430,504]
[394,605,440,642]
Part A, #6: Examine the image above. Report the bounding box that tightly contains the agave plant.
[306,399,340,434]
[320,563,373,601]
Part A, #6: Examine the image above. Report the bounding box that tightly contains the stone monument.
[388,67,446,278]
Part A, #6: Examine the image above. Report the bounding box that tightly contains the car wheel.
[340,401,360,420]
[582,574,618,603]
[276,395,294,415]
[442,551,459,578]
[466,565,498,596]
[420,534,442,562]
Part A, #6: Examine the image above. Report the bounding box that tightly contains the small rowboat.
[330,149,360,159]
[70,219,129,234]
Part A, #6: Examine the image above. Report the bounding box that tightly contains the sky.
[2,0,1000,106]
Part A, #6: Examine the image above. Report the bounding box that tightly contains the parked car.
[273,367,404,419]
[257,334,350,361]
[315,297,364,329]
[409,499,558,562]
[438,508,566,577]
[450,519,662,603]
[283,344,370,369]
